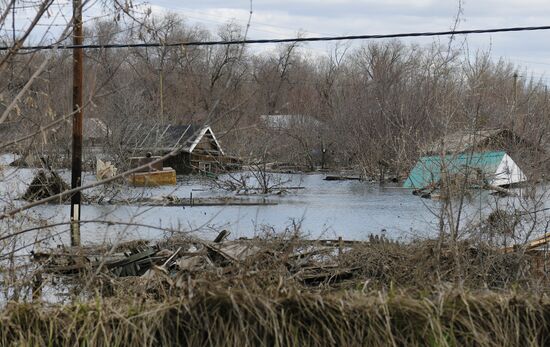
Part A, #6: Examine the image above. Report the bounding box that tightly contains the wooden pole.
[70,0,83,246]
[513,73,518,104]
[159,68,164,122]
[511,73,518,129]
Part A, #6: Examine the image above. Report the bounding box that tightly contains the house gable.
[187,126,225,156]
[493,153,527,186]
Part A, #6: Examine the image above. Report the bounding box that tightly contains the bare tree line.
[1,13,548,181]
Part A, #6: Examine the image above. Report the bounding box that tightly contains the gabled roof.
[186,125,224,155]
[129,123,224,155]
[403,151,525,189]
[424,128,527,155]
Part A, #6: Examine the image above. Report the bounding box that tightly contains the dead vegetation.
[2,286,550,346]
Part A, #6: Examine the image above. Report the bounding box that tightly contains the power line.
[2,24,550,51]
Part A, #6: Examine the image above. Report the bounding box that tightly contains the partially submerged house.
[403,151,527,189]
[404,128,538,189]
[424,128,547,177]
[127,153,176,187]
[128,124,237,175]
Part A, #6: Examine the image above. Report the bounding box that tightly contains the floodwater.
[30,174,441,243]
[1,153,549,247]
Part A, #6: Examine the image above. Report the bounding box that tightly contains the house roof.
[260,114,322,129]
[403,151,509,189]
[424,128,513,155]
[84,118,109,140]
[130,124,224,155]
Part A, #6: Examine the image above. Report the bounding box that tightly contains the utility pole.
[159,68,164,122]
[70,0,83,246]
[513,73,518,104]
[510,72,519,130]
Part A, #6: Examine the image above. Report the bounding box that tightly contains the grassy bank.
[2,289,549,346]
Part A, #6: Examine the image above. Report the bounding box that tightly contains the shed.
[403,151,527,189]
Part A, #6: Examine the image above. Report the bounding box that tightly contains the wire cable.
[2,24,550,51]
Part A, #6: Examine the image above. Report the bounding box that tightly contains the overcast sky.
[4,0,550,82]
[146,0,550,82]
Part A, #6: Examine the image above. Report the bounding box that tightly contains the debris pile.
[32,232,383,292]
[22,170,70,202]
[31,232,541,296]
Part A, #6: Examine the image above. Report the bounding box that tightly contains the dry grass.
[1,288,550,346]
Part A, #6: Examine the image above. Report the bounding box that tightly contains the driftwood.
[502,231,550,254]
[32,244,162,277]
[239,186,305,190]
[108,248,158,276]
[299,266,361,285]
[213,230,230,243]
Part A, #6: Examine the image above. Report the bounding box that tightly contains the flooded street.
[29,173,439,243]
[1,148,548,246]
[1,164,542,245]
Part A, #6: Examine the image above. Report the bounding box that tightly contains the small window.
[199,162,212,173]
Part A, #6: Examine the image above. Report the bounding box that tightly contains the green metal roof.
[403,151,506,189]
